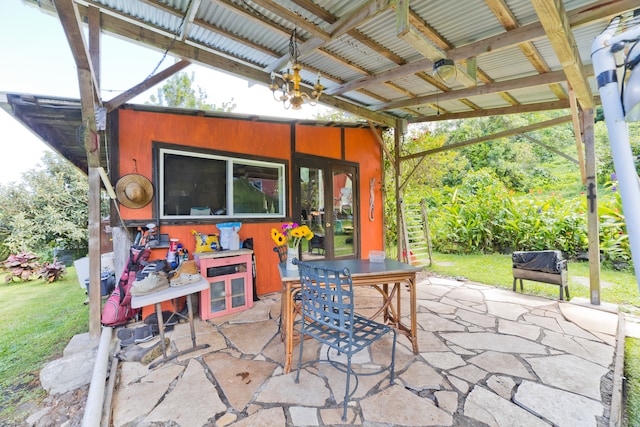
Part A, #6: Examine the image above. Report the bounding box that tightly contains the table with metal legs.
[131,277,209,368]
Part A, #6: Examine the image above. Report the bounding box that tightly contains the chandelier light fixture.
[269,29,324,110]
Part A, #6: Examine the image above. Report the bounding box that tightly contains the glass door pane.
[209,280,226,313]
[299,166,327,261]
[230,277,246,308]
[332,167,357,258]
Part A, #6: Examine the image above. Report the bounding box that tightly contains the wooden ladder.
[400,199,433,266]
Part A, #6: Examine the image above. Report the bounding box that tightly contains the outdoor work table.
[131,276,209,369]
[278,258,421,374]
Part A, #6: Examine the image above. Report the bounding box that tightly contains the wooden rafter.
[531,0,593,110]
[409,99,579,123]
[569,87,587,184]
[104,60,192,112]
[29,0,637,126]
[485,0,567,101]
[180,0,202,41]
[371,70,567,112]
[61,2,396,127]
[330,0,629,98]
[401,115,573,161]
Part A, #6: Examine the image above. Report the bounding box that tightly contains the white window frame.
[158,147,286,220]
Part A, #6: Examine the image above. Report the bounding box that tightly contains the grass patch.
[425,252,640,311]
[625,337,640,426]
[0,267,88,422]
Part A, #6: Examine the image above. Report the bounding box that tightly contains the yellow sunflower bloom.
[274,232,286,245]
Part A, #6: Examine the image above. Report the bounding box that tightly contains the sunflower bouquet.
[271,222,314,249]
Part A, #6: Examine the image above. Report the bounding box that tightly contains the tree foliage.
[0,152,90,260]
[147,70,236,112]
[312,107,356,122]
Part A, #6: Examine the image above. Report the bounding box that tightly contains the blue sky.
[0,1,325,184]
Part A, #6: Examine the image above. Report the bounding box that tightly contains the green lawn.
[0,267,88,422]
[424,252,640,312]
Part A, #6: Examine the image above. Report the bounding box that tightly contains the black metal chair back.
[293,259,396,421]
[273,245,288,263]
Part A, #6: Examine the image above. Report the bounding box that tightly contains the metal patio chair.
[293,259,396,421]
[273,244,288,263]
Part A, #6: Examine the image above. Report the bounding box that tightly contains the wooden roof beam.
[485,0,567,100]
[52,0,100,105]
[371,70,567,112]
[104,60,191,112]
[531,0,593,110]
[180,0,202,41]
[61,2,395,126]
[402,115,573,161]
[266,0,392,73]
[330,0,631,97]
[409,100,570,123]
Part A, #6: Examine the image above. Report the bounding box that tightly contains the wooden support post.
[394,122,403,261]
[582,109,601,305]
[88,167,102,336]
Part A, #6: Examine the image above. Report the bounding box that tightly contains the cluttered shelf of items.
[90,220,256,357]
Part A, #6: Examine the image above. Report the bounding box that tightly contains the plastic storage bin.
[84,272,116,296]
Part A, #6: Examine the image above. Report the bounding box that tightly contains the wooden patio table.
[278,258,421,374]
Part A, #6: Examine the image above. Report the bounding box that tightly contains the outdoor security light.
[434,58,456,82]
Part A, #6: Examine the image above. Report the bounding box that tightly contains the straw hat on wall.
[115,174,154,209]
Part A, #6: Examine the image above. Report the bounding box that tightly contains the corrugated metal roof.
[20,0,640,126]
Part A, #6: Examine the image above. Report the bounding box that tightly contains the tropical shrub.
[1,252,41,282]
[426,171,630,267]
[39,260,67,283]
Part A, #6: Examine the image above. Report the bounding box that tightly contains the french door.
[293,156,359,261]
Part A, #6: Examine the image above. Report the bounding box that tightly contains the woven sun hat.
[115,174,154,209]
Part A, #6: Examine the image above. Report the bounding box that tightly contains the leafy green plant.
[1,252,41,283]
[424,172,631,268]
[625,337,640,426]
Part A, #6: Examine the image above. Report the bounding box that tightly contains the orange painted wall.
[344,128,384,254]
[295,125,341,158]
[114,109,383,295]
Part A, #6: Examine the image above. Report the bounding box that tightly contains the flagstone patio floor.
[110,274,621,427]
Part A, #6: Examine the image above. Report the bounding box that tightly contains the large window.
[158,146,286,220]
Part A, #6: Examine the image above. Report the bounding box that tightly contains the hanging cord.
[621,39,640,116]
[144,0,193,80]
[369,178,375,222]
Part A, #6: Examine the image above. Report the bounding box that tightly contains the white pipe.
[592,18,640,289]
[82,326,113,427]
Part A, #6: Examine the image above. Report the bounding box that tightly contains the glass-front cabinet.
[198,250,253,320]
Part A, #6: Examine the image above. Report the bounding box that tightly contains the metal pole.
[592,18,640,288]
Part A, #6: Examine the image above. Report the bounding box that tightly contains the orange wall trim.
[114,109,384,295]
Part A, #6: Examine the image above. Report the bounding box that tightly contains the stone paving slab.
[145,359,226,425]
[108,276,620,427]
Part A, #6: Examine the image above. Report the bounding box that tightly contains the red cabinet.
[197,250,253,320]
